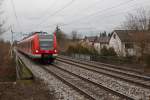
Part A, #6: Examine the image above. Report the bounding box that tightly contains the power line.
[30,0,102,31]
[35,0,75,28]
[63,0,104,17]
[42,11,128,29]
[42,0,136,28]
[38,0,150,32]
[43,1,142,30]
[37,0,58,19]
[10,0,22,33]
[70,5,139,26]
[61,0,136,26]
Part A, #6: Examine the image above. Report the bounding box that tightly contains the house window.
[113,34,116,39]
[125,43,133,49]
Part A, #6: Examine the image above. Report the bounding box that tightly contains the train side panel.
[17,32,58,63]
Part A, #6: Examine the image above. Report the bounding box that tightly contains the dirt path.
[0,80,56,100]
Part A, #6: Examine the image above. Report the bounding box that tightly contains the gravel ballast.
[57,61,150,100]
[18,53,90,100]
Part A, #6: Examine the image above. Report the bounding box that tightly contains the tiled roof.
[95,37,110,43]
[114,30,150,42]
[85,36,110,43]
[85,36,98,42]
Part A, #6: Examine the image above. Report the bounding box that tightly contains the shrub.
[0,40,16,81]
[66,43,98,55]
[100,46,117,56]
[100,46,108,56]
[144,54,150,68]
[108,47,117,56]
[66,45,76,54]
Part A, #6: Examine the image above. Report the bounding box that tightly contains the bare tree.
[136,32,148,64]
[0,0,7,36]
[55,25,67,51]
[123,8,150,31]
[71,30,78,41]
[124,13,138,30]
[120,8,150,65]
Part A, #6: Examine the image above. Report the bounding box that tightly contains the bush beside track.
[0,40,16,82]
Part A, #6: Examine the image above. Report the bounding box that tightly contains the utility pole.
[10,26,14,58]
[56,25,60,33]
[11,27,14,45]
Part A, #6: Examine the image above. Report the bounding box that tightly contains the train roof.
[17,32,54,44]
[23,32,52,39]
[29,31,48,36]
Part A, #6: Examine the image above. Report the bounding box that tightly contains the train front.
[38,32,57,63]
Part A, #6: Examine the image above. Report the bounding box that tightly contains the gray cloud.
[1,0,150,40]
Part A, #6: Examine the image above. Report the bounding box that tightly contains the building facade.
[109,30,150,57]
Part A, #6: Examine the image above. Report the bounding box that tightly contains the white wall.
[94,43,100,53]
[109,32,137,56]
[94,42,109,53]
[109,32,123,56]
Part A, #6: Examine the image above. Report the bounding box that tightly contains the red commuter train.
[17,32,58,63]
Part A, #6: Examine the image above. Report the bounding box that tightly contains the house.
[81,36,98,47]
[81,36,110,52]
[109,30,150,56]
[79,30,150,57]
[94,36,110,52]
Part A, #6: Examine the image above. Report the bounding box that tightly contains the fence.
[60,52,138,66]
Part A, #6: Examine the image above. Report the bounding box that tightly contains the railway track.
[16,52,150,99]
[42,64,133,100]
[59,55,144,75]
[57,56,150,89]
[0,82,15,85]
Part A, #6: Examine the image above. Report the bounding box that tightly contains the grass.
[0,40,16,82]
[18,58,33,80]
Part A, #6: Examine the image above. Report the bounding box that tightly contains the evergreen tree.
[55,25,66,50]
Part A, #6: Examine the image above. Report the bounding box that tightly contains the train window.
[40,40,53,50]
[39,34,53,50]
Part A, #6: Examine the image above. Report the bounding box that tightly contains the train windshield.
[39,34,53,50]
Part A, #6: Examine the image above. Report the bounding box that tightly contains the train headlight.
[35,50,39,53]
[54,49,57,53]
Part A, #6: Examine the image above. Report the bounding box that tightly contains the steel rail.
[59,55,143,75]
[43,64,134,100]
[58,56,150,80]
[57,57,150,88]
[42,65,96,100]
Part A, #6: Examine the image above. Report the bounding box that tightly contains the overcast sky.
[1,0,150,40]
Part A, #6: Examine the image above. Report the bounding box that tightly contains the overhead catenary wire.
[30,0,102,31]
[41,9,133,30]
[68,4,141,27]
[35,0,137,32]
[32,0,149,33]
[10,0,23,33]
[42,0,136,29]
[45,0,150,32]
[37,0,149,35]
[61,0,136,26]
[35,0,76,28]
[67,0,104,17]
[68,0,150,30]
[37,0,58,19]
